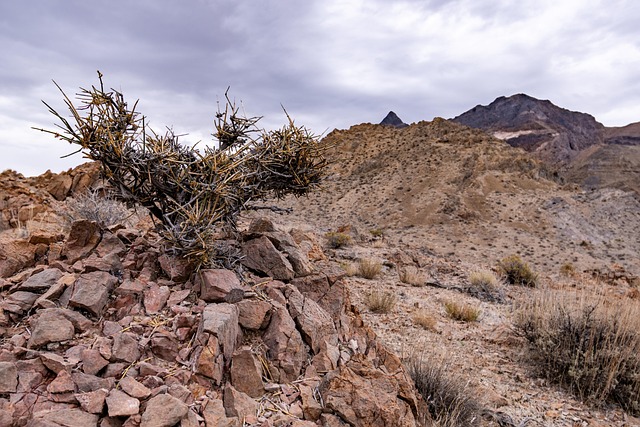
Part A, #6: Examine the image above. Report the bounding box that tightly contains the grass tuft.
[357,258,382,279]
[365,290,397,313]
[413,309,437,331]
[400,266,424,287]
[325,231,352,249]
[444,301,480,322]
[497,255,538,287]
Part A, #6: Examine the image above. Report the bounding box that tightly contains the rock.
[69,271,118,316]
[119,376,151,400]
[111,332,140,363]
[199,303,240,361]
[199,269,247,303]
[263,231,314,277]
[167,289,191,307]
[115,278,146,295]
[236,299,271,330]
[47,369,75,393]
[0,362,18,393]
[158,254,194,283]
[0,241,37,278]
[72,371,115,393]
[81,349,109,375]
[150,333,179,362]
[179,409,200,427]
[34,274,75,309]
[319,354,418,427]
[223,384,258,420]
[3,291,39,313]
[29,408,99,427]
[230,347,263,398]
[17,268,63,292]
[140,394,189,427]
[247,218,276,234]
[46,173,73,201]
[299,382,323,421]
[106,389,140,417]
[75,388,109,414]
[195,336,224,383]
[81,252,123,274]
[202,398,238,427]
[262,302,308,383]
[27,310,75,348]
[62,220,101,264]
[40,352,77,374]
[242,236,295,281]
[143,283,170,314]
[284,285,338,353]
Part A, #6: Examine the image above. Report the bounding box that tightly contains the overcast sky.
[1,0,639,176]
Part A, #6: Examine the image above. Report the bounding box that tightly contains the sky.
[1,0,639,176]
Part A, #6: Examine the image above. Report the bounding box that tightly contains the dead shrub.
[358,258,382,279]
[365,290,397,313]
[467,270,503,302]
[560,262,576,277]
[444,301,480,322]
[497,255,538,287]
[514,289,640,414]
[66,189,132,228]
[406,354,481,427]
[400,266,424,287]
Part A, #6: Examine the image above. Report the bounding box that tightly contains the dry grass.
[406,353,481,427]
[413,309,437,331]
[66,189,132,228]
[515,288,640,414]
[497,255,538,287]
[365,290,397,313]
[340,262,358,277]
[357,258,382,279]
[467,270,503,302]
[325,231,352,249]
[444,301,480,322]
[559,262,576,277]
[400,266,425,287]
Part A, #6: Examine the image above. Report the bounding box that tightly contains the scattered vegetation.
[444,300,480,322]
[467,270,503,302]
[357,258,382,279]
[559,262,576,277]
[413,309,437,331]
[365,290,397,313]
[497,255,538,287]
[325,231,352,249]
[35,72,328,268]
[369,228,384,238]
[515,290,640,414]
[406,354,481,427]
[66,189,132,228]
[399,266,424,286]
[339,261,358,277]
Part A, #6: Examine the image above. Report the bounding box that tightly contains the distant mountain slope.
[451,94,604,165]
[380,111,408,128]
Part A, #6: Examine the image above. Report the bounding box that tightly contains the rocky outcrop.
[380,111,408,128]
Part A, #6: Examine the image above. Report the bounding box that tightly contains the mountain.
[380,111,408,128]
[451,94,604,165]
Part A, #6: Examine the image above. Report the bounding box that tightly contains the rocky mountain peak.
[380,111,408,128]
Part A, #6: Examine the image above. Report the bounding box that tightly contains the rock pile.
[0,171,426,427]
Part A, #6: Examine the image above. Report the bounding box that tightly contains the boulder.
[199,269,247,303]
[262,301,308,383]
[236,299,271,330]
[140,394,188,427]
[46,173,73,201]
[106,389,140,417]
[17,268,63,292]
[27,310,75,348]
[119,376,151,400]
[69,271,118,316]
[62,220,101,264]
[241,236,295,281]
[0,362,18,393]
[199,303,240,361]
[230,347,263,398]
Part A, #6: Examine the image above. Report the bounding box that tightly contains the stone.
[195,336,224,383]
[34,274,75,309]
[180,409,200,427]
[81,349,109,375]
[115,278,146,295]
[111,332,140,363]
[40,352,76,374]
[241,236,295,281]
[168,384,192,404]
[236,299,271,330]
[0,241,36,278]
[28,310,75,348]
[47,173,73,201]
[299,383,323,421]
[3,291,39,313]
[62,220,101,264]
[167,289,191,307]
[29,408,99,427]
[223,384,257,420]
[143,283,170,314]
[262,303,308,383]
[69,271,118,316]
[47,369,75,393]
[140,394,189,427]
[18,268,63,292]
[202,398,238,427]
[199,303,240,361]
[263,231,314,277]
[81,252,123,274]
[0,362,18,393]
[284,285,338,353]
[95,231,127,258]
[150,333,179,362]
[230,347,263,398]
[158,254,194,283]
[72,372,115,393]
[75,388,109,414]
[199,269,247,303]
[106,389,140,417]
[119,376,151,400]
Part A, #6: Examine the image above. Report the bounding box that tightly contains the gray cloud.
[1,0,639,175]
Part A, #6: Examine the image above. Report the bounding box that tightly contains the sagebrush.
[497,255,538,287]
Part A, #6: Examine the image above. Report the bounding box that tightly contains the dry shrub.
[400,266,424,287]
[560,262,576,277]
[413,309,437,331]
[515,289,640,414]
[497,255,538,287]
[365,290,397,313]
[406,354,481,427]
[340,262,358,277]
[467,270,503,302]
[358,258,382,279]
[444,301,480,322]
[66,189,132,228]
[325,232,352,249]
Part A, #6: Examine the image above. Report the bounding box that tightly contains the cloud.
[1,0,639,175]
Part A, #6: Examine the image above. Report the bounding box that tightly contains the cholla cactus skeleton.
[35,72,328,266]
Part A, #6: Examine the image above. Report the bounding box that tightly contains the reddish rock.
[18,268,63,292]
[262,303,308,383]
[40,352,77,374]
[106,389,140,417]
[144,283,170,314]
[47,369,75,393]
[81,349,109,375]
[202,398,238,427]
[158,254,194,283]
[119,376,151,400]
[284,285,338,353]
[167,289,191,307]
[223,384,257,420]
[236,299,272,330]
[29,408,99,427]
[299,383,323,421]
[3,291,39,313]
[69,271,118,316]
[27,310,75,348]
[81,252,123,274]
[115,278,146,295]
[0,362,17,393]
[72,372,115,392]
[0,240,37,278]
[46,173,73,201]
[199,269,247,303]
[62,220,101,264]
[199,303,240,361]
[75,388,109,414]
[140,394,188,427]
[242,236,295,281]
[150,333,179,362]
[230,347,263,398]
[111,332,140,363]
[195,336,224,383]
